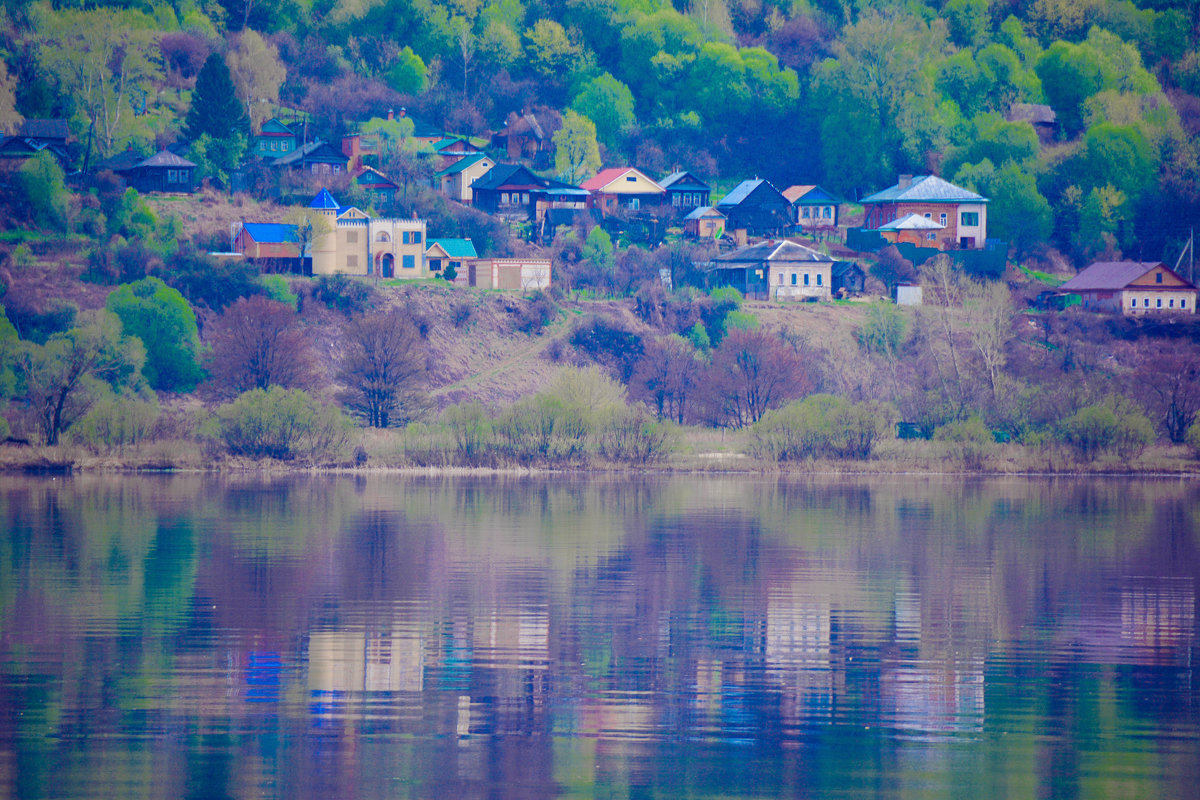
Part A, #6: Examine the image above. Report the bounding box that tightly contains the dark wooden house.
[471,163,587,222]
[660,170,711,214]
[272,140,347,175]
[715,178,793,235]
[96,148,196,193]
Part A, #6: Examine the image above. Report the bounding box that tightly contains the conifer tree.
[185,52,250,141]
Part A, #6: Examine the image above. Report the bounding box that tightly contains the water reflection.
[1,475,1197,799]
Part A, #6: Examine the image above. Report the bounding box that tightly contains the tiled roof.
[784,184,841,204]
[581,167,634,191]
[1059,262,1168,291]
[862,175,986,204]
[878,213,944,231]
[241,222,298,244]
[309,187,341,210]
[428,238,478,259]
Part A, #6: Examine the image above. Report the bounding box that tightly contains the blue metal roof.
[241,223,298,244]
[309,188,341,210]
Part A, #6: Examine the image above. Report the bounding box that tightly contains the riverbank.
[5,438,1200,477]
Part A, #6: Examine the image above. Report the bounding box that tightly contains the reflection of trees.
[1,476,1198,798]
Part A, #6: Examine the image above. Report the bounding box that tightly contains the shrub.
[442,401,493,465]
[1057,396,1154,462]
[569,315,645,381]
[212,387,351,460]
[750,394,894,462]
[312,274,375,315]
[105,277,204,392]
[451,301,473,328]
[259,274,298,308]
[2,293,77,344]
[494,394,589,465]
[164,251,264,311]
[596,407,673,464]
[70,392,160,452]
[516,291,558,334]
[933,416,994,470]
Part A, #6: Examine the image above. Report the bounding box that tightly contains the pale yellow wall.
[601,169,664,196]
[769,262,832,301]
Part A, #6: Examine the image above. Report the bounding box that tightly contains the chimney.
[387,109,394,121]
[898,174,913,189]
[399,107,407,118]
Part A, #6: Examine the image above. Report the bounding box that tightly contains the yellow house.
[581,167,666,215]
[308,188,428,278]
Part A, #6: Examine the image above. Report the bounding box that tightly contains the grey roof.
[273,140,344,167]
[862,175,986,204]
[684,206,724,221]
[661,171,709,191]
[716,178,779,207]
[1007,103,1057,125]
[1059,262,1170,291]
[710,240,831,266]
[878,213,944,231]
[139,149,196,168]
[17,119,71,141]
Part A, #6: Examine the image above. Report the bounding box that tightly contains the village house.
[96,148,196,193]
[861,175,988,249]
[784,184,840,229]
[462,257,552,291]
[683,206,726,239]
[353,166,399,205]
[1058,261,1198,315]
[705,240,834,301]
[426,238,477,276]
[234,222,300,264]
[660,170,711,212]
[715,178,793,236]
[1006,102,1059,144]
[253,118,298,159]
[341,109,443,172]
[490,110,557,166]
[582,167,665,215]
[272,140,347,175]
[877,213,945,247]
[0,118,73,171]
[471,163,587,224]
[436,152,496,203]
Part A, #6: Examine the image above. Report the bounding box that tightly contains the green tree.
[385,46,428,94]
[105,277,204,392]
[553,110,601,185]
[37,7,162,160]
[213,386,350,460]
[571,73,635,148]
[226,29,286,131]
[184,52,250,142]
[14,151,70,230]
[582,225,614,269]
[16,310,146,445]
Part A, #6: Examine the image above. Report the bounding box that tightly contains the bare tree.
[205,296,315,397]
[703,328,813,427]
[631,335,704,424]
[1130,342,1200,443]
[336,310,428,428]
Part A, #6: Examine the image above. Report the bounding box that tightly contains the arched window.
[376,231,390,242]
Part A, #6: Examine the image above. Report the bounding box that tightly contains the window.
[376,232,390,242]
[803,273,810,286]
[673,194,681,206]
[429,258,442,271]
[802,207,811,219]
[924,212,931,219]
[1157,298,1163,308]
[522,193,529,204]
[270,141,278,151]
[823,206,832,219]
[1145,298,1150,307]
[402,255,415,269]
[1183,299,1188,309]
[346,231,358,243]
[167,169,177,182]
[281,141,290,151]
[501,192,510,204]
[346,255,358,268]
[1170,298,1175,307]
[791,273,797,285]
[1131,298,1137,308]
[816,274,823,286]
[413,231,422,243]
[449,260,461,271]
[626,175,637,182]
[961,211,979,226]
[1156,272,1163,283]
[940,212,947,226]
[630,198,640,210]
[402,232,411,244]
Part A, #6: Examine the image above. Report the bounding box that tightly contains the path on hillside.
[430,314,570,399]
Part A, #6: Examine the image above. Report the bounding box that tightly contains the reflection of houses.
[426,237,477,276]
[308,629,425,695]
[706,240,833,301]
[308,188,427,277]
[683,206,726,239]
[582,167,665,215]
[1120,577,1194,658]
[660,170,711,213]
[96,148,197,193]
[1059,261,1198,315]
[784,184,840,229]
[436,152,495,203]
[716,178,793,236]
[861,175,988,249]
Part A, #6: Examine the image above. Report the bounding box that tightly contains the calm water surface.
[0,475,1197,799]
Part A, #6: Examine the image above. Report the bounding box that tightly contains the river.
[0,474,1196,799]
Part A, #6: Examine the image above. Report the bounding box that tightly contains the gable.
[603,169,663,195]
[1128,264,1194,289]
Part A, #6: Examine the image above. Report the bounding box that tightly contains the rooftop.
[862,175,986,204]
